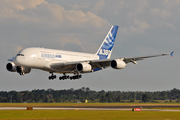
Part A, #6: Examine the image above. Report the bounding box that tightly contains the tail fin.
[96,25,119,59]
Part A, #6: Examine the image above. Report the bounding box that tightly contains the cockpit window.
[17,54,24,56]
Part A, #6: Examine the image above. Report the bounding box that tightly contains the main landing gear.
[48,73,82,80]
[59,73,69,80]
[69,74,82,80]
[48,73,56,80]
[59,73,82,80]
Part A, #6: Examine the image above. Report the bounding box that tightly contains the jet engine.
[76,62,92,72]
[16,66,31,75]
[111,59,127,69]
[6,62,16,72]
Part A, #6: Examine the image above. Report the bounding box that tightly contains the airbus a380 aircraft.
[6,25,174,80]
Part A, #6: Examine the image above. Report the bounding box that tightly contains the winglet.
[170,51,174,57]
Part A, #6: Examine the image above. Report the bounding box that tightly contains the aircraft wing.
[8,57,15,62]
[123,52,173,64]
[50,59,111,73]
[50,51,173,73]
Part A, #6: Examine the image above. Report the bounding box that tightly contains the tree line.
[0,87,180,103]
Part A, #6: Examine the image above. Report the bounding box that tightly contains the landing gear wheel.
[48,73,56,80]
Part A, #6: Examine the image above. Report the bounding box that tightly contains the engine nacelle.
[16,66,31,75]
[76,62,92,72]
[111,59,127,69]
[6,62,16,72]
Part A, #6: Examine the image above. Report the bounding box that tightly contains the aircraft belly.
[41,67,75,74]
[53,65,76,73]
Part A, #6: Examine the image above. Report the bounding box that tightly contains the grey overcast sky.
[0,0,179,91]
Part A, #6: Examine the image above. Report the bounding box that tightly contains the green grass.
[0,103,180,120]
[0,110,179,120]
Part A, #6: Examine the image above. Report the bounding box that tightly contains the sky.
[0,0,179,92]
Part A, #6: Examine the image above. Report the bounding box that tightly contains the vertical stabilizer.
[96,25,119,59]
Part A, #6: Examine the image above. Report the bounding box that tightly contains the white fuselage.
[14,47,99,73]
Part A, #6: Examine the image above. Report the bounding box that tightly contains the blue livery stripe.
[96,25,119,59]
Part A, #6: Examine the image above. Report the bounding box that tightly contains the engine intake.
[76,62,92,72]
[111,59,126,69]
[6,62,16,72]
